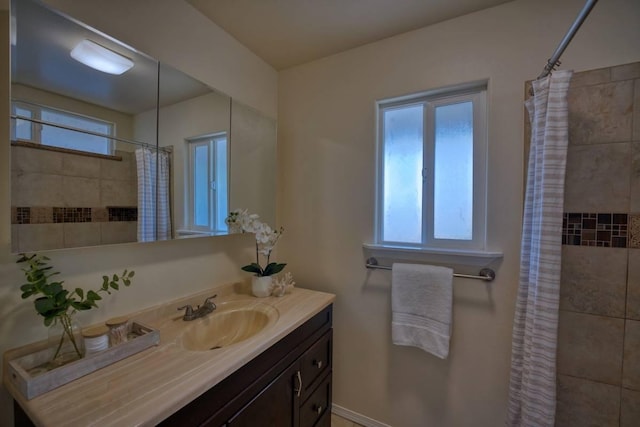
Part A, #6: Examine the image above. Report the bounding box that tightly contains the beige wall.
[277,0,640,425]
[230,100,278,228]
[0,2,277,426]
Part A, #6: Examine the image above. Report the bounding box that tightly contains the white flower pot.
[251,276,273,298]
[228,223,242,234]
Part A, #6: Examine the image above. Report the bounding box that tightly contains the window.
[375,83,487,251]
[11,101,115,155]
[186,133,229,234]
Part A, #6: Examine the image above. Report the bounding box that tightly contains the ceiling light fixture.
[70,39,134,75]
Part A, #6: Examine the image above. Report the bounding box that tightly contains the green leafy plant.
[17,253,135,362]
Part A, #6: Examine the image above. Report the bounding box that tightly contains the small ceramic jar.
[105,316,129,346]
[82,325,110,355]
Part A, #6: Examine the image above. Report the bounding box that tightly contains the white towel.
[391,263,453,359]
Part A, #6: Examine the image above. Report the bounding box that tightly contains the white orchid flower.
[227,209,286,277]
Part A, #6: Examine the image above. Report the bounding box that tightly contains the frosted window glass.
[41,109,112,155]
[194,145,209,227]
[434,102,473,240]
[382,105,423,243]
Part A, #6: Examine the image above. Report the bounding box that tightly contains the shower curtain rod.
[10,115,170,153]
[537,0,599,80]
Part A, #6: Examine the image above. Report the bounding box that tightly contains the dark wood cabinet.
[226,336,332,427]
[161,304,333,427]
[226,360,300,426]
[227,339,332,427]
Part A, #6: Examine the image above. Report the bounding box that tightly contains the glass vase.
[48,313,85,367]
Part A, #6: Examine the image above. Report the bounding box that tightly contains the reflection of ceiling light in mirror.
[70,39,134,75]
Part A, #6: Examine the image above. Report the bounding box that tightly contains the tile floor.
[331,413,365,427]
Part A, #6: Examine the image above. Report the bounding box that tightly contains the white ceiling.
[186,0,514,70]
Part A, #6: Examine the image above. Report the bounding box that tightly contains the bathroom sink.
[179,301,279,351]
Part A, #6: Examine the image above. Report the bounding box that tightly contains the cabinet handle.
[313,405,323,415]
[313,359,323,369]
[294,370,303,397]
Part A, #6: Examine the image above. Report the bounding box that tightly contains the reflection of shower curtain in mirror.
[135,148,171,242]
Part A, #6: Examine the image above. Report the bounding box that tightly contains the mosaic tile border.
[11,206,138,224]
[53,207,92,223]
[108,207,138,222]
[563,212,640,248]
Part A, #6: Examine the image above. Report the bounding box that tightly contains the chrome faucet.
[178,295,217,321]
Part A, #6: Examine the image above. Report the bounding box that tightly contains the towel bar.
[365,257,496,282]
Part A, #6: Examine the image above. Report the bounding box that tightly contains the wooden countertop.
[3,284,335,426]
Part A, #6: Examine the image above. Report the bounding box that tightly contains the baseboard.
[331,403,392,427]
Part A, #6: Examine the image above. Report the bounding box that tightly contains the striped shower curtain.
[135,147,172,242]
[507,70,572,427]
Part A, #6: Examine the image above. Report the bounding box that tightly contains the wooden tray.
[7,321,160,400]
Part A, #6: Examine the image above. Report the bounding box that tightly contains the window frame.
[185,132,229,234]
[374,82,488,251]
[11,100,116,155]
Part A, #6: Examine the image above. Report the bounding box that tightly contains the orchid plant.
[226,209,286,277]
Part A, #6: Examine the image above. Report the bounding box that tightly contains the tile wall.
[10,145,138,251]
[553,62,640,426]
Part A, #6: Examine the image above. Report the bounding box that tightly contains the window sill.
[175,229,230,239]
[363,243,503,267]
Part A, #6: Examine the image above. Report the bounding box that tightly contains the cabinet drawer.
[300,373,331,427]
[301,329,332,396]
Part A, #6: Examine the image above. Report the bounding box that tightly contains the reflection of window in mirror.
[11,100,115,155]
[186,133,229,234]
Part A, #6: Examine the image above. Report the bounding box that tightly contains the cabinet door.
[227,361,300,427]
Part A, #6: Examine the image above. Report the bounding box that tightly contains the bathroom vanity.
[161,305,333,426]
[4,285,335,426]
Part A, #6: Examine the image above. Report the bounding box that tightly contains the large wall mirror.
[10,0,276,252]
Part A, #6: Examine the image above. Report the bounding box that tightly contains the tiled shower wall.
[10,145,138,252]
[554,62,640,426]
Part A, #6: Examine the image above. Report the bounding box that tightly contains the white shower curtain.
[507,70,572,427]
[136,147,172,242]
